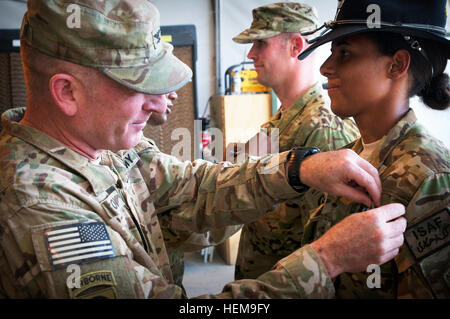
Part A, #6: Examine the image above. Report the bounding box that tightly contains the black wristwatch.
[287,147,320,193]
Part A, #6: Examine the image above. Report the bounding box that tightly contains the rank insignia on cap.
[44,222,115,269]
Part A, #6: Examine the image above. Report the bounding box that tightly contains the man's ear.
[48,73,79,116]
[387,49,410,80]
[291,34,307,58]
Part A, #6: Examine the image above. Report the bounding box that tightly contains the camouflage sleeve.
[0,245,42,298]
[389,173,450,298]
[302,123,358,152]
[0,204,186,299]
[0,203,334,299]
[139,149,302,234]
[198,245,335,299]
[145,139,243,252]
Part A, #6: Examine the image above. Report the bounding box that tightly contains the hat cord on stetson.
[304,22,334,43]
[301,22,329,36]
[304,19,447,45]
[404,35,434,78]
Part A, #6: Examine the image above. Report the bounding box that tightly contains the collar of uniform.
[1,107,118,195]
[352,108,418,170]
[274,82,323,134]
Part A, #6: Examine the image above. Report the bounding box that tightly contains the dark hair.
[366,31,450,110]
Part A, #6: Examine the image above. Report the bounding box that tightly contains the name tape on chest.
[123,150,140,170]
[44,222,115,269]
[405,207,449,260]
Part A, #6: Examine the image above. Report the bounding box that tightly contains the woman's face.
[320,34,393,118]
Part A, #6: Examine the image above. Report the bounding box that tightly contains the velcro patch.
[405,207,449,260]
[45,222,115,269]
[68,271,117,299]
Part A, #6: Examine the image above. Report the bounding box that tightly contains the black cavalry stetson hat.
[299,0,450,60]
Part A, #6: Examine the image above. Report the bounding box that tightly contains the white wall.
[0,0,26,29]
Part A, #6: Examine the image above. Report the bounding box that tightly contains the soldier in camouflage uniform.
[149,93,241,291]
[146,92,187,290]
[297,0,450,298]
[232,2,360,280]
[0,0,407,299]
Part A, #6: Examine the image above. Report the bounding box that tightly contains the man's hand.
[310,203,407,279]
[300,149,382,207]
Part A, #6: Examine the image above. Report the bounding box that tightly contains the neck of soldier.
[20,102,103,161]
[273,61,319,112]
[354,85,410,144]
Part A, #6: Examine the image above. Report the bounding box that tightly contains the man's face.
[247,34,292,87]
[76,74,167,152]
[147,102,171,125]
[147,92,176,126]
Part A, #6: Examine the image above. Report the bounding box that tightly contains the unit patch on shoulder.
[405,207,449,260]
[68,270,117,299]
[44,222,115,269]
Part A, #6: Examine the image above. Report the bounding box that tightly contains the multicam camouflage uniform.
[146,142,186,290]
[235,84,359,279]
[0,108,336,299]
[233,2,360,280]
[152,144,241,290]
[300,109,450,298]
[19,0,233,293]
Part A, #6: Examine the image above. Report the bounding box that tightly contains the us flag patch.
[45,222,115,269]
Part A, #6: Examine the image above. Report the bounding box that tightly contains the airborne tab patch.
[68,270,117,299]
[45,222,115,269]
[405,207,449,260]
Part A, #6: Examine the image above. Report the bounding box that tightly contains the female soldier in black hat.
[298,0,449,298]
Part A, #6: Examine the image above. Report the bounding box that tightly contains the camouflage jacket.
[0,107,335,299]
[300,109,450,298]
[235,83,359,279]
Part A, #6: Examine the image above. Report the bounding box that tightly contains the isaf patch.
[45,222,115,269]
[405,207,449,260]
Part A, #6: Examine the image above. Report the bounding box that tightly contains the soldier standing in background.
[232,2,360,280]
[146,92,186,290]
[149,93,241,292]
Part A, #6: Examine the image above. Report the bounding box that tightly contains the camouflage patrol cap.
[233,2,319,44]
[20,0,192,95]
